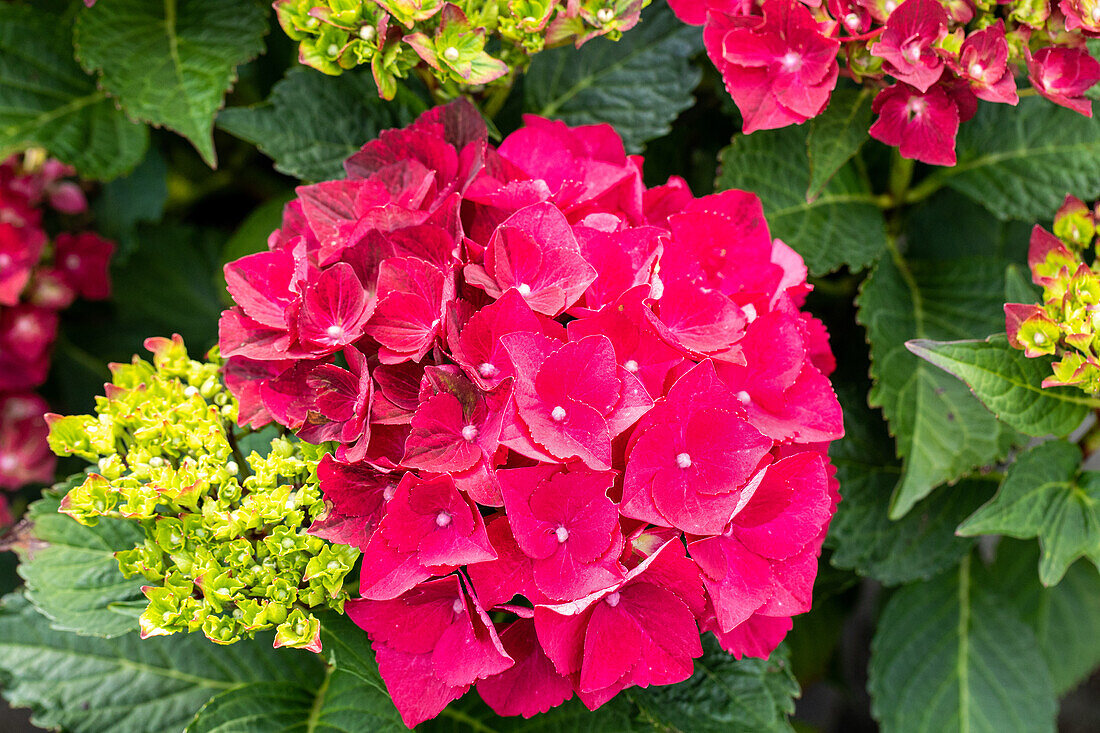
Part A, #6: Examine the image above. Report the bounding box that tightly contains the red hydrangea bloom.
[0,153,114,495]
[869,0,948,92]
[219,100,843,727]
[702,0,840,133]
[869,82,964,167]
[1026,46,1100,117]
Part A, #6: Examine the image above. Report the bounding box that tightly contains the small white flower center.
[555,526,569,543]
[968,62,984,79]
[0,454,16,472]
[736,390,751,405]
[478,362,499,378]
[383,484,396,501]
[1033,332,1046,344]
[780,51,802,72]
[905,96,928,119]
[596,7,615,23]
[452,598,465,614]
[884,0,898,12]
[12,315,37,336]
[551,405,567,422]
[623,359,639,373]
[1093,5,1100,22]
[65,254,81,270]
[443,46,460,62]
[326,324,344,339]
[741,303,758,323]
[327,44,340,57]
[676,452,692,469]
[359,25,375,41]
[650,274,664,300]
[844,12,861,29]
[517,283,532,296]
[436,511,453,528]
[461,424,479,442]
[184,385,199,397]
[605,592,621,607]
[902,41,922,64]
[0,253,11,269]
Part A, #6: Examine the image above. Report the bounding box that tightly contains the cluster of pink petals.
[0,155,114,503]
[671,0,1100,166]
[220,100,843,728]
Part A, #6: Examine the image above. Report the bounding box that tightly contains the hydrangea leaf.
[925,97,1100,221]
[15,480,144,639]
[0,592,322,733]
[186,613,404,732]
[857,253,1018,519]
[826,384,993,585]
[868,558,1057,733]
[74,0,268,167]
[0,2,147,181]
[906,335,1094,438]
[958,440,1100,587]
[218,67,426,181]
[629,639,798,733]
[524,2,702,154]
[716,125,887,276]
[978,540,1100,695]
[93,148,170,259]
[806,87,873,199]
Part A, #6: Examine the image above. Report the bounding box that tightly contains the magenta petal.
[477,618,574,718]
[297,262,373,351]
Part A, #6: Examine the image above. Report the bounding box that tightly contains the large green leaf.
[0,592,322,733]
[524,2,702,154]
[74,0,268,167]
[958,440,1100,586]
[806,87,872,199]
[979,540,1100,695]
[826,385,993,585]
[218,67,425,181]
[868,558,1057,733]
[926,97,1100,221]
[630,640,798,733]
[186,613,404,732]
[716,125,887,276]
[0,2,147,180]
[857,253,1018,518]
[906,335,1093,438]
[16,481,144,639]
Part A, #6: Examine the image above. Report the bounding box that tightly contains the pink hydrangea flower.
[0,392,54,490]
[702,0,840,133]
[219,100,843,727]
[1026,46,1100,117]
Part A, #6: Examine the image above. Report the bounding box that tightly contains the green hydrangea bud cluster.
[46,335,358,652]
[1007,196,1100,395]
[275,0,648,99]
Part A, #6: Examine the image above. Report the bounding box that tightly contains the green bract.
[274,0,648,99]
[45,335,358,652]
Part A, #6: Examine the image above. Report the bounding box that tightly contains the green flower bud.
[273,608,322,652]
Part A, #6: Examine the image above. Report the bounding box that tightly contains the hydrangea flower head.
[220,99,843,727]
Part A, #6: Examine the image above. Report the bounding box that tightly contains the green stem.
[887,150,915,205]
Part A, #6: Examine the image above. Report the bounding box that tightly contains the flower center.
[65,254,81,270]
[0,454,15,472]
[452,598,465,614]
[478,362,499,378]
[844,12,861,30]
[968,62,984,79]
[736,390,751,405]
[904,96,928,120]
[780,51,802,72]
[596,7,614,23]
[327,44,340,57]
[1033,332,1046,344]
[555,526,569,543]
[605,592,621,607]
[551,405,567,422]
[359,24,375,41]
[436,511,453,528]
[0,253,11,269]
[461,424,479,442]
[1093,5,1100,22]
[326,324,344,339]
[901,41,922,65]
[623,359,639,373]
[676,452,692,469]
[741,303,757,323]
[517,283,532,296]
[443,46,460,62]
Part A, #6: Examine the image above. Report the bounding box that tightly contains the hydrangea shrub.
[672,0,1100,165]
[47,335,358,650]
[216,98,843,726]
[275,0,650,98]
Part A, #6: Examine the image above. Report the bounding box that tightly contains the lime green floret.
[46,335,358,652]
